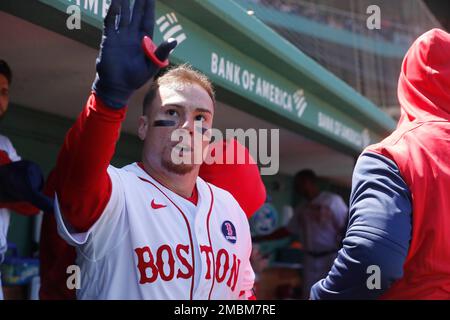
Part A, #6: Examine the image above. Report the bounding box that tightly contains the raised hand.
[93,0,177,109]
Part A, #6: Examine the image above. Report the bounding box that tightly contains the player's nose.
[180,118,195,135]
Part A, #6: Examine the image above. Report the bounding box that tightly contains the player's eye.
[166,109,179,117]
[195,114,206,122]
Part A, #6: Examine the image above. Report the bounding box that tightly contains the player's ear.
[138,115,148,141]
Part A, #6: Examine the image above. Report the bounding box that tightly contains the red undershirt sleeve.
[53,93,127,232]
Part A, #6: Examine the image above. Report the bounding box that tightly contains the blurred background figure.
[0,60,37,299]
[0,60,11,116]
[287,169,348,299]
[0,60,51,300]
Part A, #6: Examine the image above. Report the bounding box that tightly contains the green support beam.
[1,0,397,156]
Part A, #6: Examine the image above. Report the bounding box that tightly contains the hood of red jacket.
[397,28,450,126]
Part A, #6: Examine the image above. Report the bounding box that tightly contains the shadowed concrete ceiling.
[0,11,355,185]
[425,0,450,31]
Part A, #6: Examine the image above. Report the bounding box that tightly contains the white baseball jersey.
[55,162,255,300]
[0,134,21,300]
[288,191,348,252]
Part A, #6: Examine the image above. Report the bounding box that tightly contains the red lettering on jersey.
[215,249,230,283]
[134,246,158,284]
[135,244,241,291]
[227,253,241,291]
[176,244,193,279]
[200,245,213,279]
[156,245,175,281]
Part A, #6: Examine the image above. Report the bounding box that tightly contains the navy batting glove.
[93,0,178,109]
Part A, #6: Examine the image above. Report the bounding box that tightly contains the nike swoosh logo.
[151,199,167,210]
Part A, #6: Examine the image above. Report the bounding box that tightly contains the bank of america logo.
[293,89,308,118]
[156,13,187,45]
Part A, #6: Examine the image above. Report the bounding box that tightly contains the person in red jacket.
[311,29,450,299]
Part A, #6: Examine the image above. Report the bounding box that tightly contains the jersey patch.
[221,221,237,244]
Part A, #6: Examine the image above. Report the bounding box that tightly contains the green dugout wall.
[0,0,396,255]
[1,0,396,152]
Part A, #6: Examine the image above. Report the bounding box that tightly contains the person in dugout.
[0,59,53,299]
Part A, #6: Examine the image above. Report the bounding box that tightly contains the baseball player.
[52,0,261,299]
[39,138,266,300]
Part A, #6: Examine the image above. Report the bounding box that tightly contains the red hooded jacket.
[369,29,450,299]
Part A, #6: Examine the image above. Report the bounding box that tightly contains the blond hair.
[143,64,215,114]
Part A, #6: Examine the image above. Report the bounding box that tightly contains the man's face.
[138,82,214,176]
[295,178,309,197]
[0,74,9,117]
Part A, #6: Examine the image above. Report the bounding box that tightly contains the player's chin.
[162,159,196,175]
